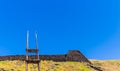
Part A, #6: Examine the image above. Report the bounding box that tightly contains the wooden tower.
[25,31,40,71]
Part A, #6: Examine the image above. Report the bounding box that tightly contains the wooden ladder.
[25,31,40,71]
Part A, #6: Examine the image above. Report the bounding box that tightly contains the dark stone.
[0,50,90,63]
[66,50,91,63]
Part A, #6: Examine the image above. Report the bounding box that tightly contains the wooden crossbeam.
[26,49,38,53]
[25,59,40,63]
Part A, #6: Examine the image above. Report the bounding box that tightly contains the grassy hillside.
[0,60,93,71]
[91,60,120,71]
[1,60,120,71]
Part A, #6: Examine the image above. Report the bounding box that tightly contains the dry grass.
[90,60,120,71]
[0,60,93,71]
[0,60,120,71]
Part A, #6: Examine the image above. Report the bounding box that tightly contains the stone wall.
[0,50,90,63]
[66,50,90,63]
[0,55,66,61]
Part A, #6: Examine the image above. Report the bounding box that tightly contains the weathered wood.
[26,49,38,53]
[25,32,40,71]
[26,62,28,71]
[25,59,40,63]
[38,63,40,71]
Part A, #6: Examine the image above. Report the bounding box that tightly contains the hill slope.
[91,60,120,71]
[0,60,93,71]
[0,60,119,71]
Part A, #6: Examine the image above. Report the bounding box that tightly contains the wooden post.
[26,31,29,60]
[26,62,28,71]
[35,32,40,71]
[35,32,39,60]
[26,31,29,71]
[38,63,40,71]
[25,31,40,71]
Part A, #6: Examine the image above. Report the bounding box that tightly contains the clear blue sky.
[0,0,120,60]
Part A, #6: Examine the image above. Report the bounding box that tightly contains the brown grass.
[90,60,120,71]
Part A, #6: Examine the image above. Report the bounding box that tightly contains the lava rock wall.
[0,50,90,63]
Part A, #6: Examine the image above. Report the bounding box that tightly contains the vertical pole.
[35,32,39,60]
[26,31,29,71]
[26,31,29,60]
[26,62,28,71]
[38,63,40,71]
[35,32,40,71]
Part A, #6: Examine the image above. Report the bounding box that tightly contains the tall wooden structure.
[25,31,40,71]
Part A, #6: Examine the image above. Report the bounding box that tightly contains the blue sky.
[0,0,120,59]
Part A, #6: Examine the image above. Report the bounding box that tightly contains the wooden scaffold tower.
[25,31,40,71]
